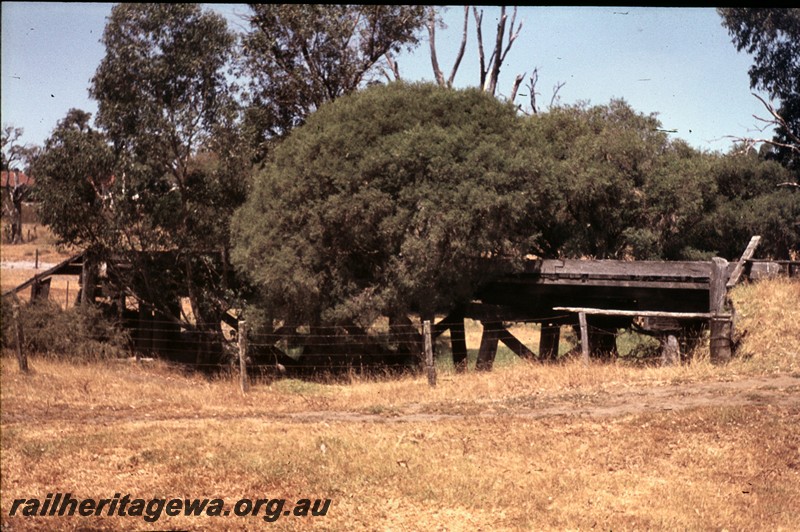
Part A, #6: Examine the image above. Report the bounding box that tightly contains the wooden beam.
[727,235,761,288]
[661,334,680,366]
[238,320,249,394]
[553,307,728,319]
[2,252,85,298]
[496,325,536,359]
[423,320,436,387]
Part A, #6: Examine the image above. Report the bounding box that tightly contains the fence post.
[709,257,732,364]
[661,334,680,366]
[12,303,28,373]
[423,320,436,387]
[578,312,590,365]
[238,320,249,394]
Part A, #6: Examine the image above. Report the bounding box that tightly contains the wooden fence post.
[661,334,680,366]
[578,312,590,365]
[423,320,436,387]
[709,257,732,364]
[238,320,249,394]
[12,303,28,373]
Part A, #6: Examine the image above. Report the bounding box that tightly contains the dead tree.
[427,6,523,99]
[473,6,522,96]
[730,93,800,181]
[428,6,469,88]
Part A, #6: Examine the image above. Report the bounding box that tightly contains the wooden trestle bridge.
[4,236,795,369]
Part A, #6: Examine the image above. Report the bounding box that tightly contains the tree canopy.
[231,82,544,326]
[233,84,799,332]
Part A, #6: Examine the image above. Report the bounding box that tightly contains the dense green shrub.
[1,298,130,361]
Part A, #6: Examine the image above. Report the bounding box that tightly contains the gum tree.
[238,4,427,161]
[62,3,247,361]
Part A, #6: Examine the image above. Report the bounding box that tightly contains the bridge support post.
[539,323,560,361]
[450,316,468,373]
[709,257,732,364]
[476,321,501,371]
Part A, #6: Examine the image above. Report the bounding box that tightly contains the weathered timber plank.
[727,236,761,288]
[552,307,728,319]
[709,257,732,364]
[578,312,590,364]
[2,252,85,298]
[523,259,715,278]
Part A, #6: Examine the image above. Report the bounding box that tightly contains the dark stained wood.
[30,278,51,301]
[539,323,560,360]
[496,324,536,359]
[476,321,501,371]
[449,315,468,373]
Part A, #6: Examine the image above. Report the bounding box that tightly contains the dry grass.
[2,278,799,530]
[0,223,75,265]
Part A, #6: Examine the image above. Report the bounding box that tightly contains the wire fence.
[6,293,710,379]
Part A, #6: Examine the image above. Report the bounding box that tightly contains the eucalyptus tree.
[84,3,247,360]
[238,4,427,161]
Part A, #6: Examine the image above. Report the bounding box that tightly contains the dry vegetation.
[1,223,78,308]
[1,261,799,529]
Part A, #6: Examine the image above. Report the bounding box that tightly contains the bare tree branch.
[526,68,540,114]
[728,93,800,157]
[510,73,525,102]
[447,7,470,87]
[550,81,566,109]
[427,7,446,86]
[472,7,487,90]
[485,6,508,94]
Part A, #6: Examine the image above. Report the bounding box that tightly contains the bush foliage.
[1,298,129,361]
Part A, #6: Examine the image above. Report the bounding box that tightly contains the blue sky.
[1,4,773,153]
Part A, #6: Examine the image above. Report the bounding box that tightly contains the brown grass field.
[1,228,799,530]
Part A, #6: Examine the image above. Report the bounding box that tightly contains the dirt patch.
[4,373,798,427]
